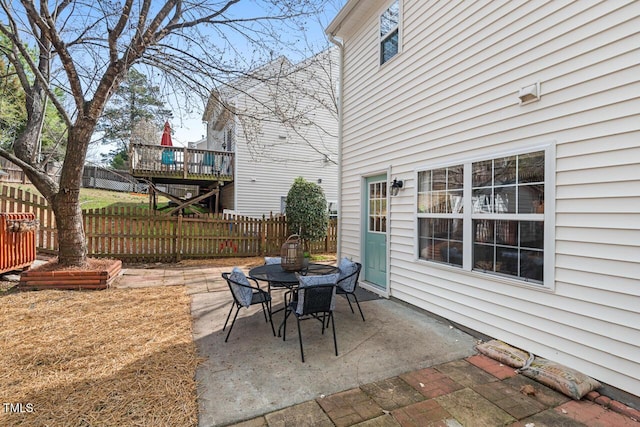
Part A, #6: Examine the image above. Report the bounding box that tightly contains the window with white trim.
[417,148,551,286]
[380,0,400,65]
[328,201,338,219]
[417,165,464,266]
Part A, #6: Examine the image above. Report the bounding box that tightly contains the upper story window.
[224,127,234,152]
[380,0,400,65]
[328,201,338,219]
[417,146,554,287]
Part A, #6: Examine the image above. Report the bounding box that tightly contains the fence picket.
[0,184,336,262]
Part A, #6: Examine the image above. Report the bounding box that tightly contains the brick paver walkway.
[229,355,640,427]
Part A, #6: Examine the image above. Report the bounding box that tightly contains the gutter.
[327,32,344,261]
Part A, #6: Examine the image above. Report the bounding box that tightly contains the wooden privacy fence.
[0,185,337,262]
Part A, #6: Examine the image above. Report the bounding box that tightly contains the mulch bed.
[0,286,201,426]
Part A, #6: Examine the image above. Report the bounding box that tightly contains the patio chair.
[222,268,275,342]
[282,273,340,362]
[336,259,365,321]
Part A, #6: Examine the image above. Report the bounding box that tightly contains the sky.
[161,1,346,148]
[85,1,346,163]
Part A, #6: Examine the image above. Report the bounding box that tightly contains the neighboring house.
[327,0,639,398]
[194,49,339,218]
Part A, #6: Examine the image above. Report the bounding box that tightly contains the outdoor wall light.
[518,82,541,104]
[390,178,404,196]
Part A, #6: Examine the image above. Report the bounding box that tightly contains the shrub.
[286,177,328,252]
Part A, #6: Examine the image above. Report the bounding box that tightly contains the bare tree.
[0,0,324,266]
[239,47,339,165]
[203,33,340,166]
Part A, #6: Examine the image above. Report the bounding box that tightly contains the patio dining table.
[249,262,339,336]
[248,262,339,288]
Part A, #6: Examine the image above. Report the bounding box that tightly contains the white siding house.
[327,0,640,398]
[195,50,339,218]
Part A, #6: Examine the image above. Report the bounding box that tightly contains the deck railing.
[129,144,234,181]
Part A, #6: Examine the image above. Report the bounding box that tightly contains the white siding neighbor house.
[194,50,339,218]
[327,0,640,398]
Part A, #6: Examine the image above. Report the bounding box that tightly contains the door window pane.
[369,181,387,233]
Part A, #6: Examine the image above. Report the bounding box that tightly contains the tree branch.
[108,0,134,62]
[20,0,85,115]
[0,148,58,198]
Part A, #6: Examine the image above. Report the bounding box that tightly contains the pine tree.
[96,69,171,167]
[0,57,26,148]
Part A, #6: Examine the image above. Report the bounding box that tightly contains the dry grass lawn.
[0,286,200,426]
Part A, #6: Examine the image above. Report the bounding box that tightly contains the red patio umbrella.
[160,121,173,146]
[160,121,175,165]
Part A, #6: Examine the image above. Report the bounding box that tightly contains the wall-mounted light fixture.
[390,178,404,196]
[518,82,541,105]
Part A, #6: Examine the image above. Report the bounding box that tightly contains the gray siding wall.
[233,50,339,218]
[335,0,640,395]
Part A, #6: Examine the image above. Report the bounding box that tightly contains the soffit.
[326,0,385,39]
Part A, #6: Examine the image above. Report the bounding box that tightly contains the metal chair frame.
[336,262,365,321]
[282,284,338,363]
[222,272,276,342]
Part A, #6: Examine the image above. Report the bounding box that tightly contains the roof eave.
[325,0,361,37]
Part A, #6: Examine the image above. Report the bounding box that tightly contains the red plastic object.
[0,213,37,274]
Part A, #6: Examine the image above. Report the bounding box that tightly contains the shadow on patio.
[190,275,478,426]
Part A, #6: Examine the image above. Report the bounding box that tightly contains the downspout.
[327,32,344,261]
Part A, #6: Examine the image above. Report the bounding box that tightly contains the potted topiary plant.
[285,177,329,260]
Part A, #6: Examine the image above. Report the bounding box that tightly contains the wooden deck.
[129,143,234,184]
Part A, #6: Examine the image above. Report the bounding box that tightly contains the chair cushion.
[337,258,359,292]
[295,273,339,315]
[229,267,253,308]
[264,256,282,265]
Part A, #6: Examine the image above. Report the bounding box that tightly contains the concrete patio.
[114,259,640,427]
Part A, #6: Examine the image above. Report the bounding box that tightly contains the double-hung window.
[417,147,553,287]
[380,0,400,65]
[418,165,464,266]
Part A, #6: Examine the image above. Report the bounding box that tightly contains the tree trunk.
[52,191,86,266]
[52,120,94,266]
